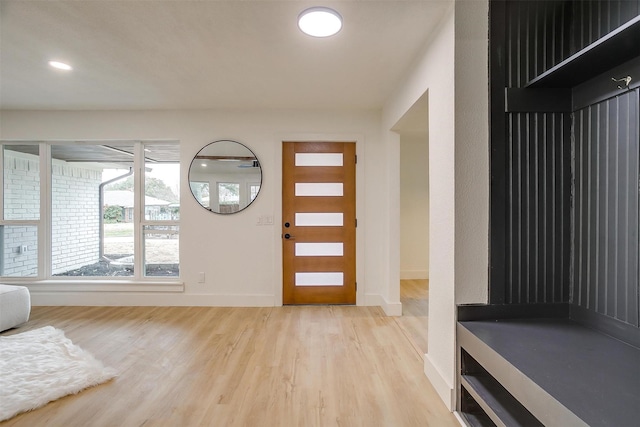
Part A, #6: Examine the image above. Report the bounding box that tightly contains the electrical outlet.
[197,272,205,283]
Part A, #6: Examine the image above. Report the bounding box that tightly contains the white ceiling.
[0,0,451,111]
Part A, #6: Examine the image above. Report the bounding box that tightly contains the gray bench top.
[459,318,640,427]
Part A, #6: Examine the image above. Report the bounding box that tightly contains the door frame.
[274,134,365,306]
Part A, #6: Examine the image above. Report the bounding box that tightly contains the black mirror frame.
[188,140,262,215]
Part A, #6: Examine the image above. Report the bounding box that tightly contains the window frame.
[0,141,181,286]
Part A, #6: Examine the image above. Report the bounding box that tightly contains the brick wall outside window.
[2,153,102,276]
[51,162,102,274]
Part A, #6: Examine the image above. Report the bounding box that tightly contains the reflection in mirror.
[188,140,262,214]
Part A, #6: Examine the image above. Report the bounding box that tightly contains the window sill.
[1,280,184,293]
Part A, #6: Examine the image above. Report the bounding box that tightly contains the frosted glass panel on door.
[295,183,343,196]
[295,153,343,167]
[295,272,344,286]
[295,242,343,257]
[295,213,343,227]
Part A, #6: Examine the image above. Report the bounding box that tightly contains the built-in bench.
[457,315,640,426]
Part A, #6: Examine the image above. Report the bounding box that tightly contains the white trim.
[30,292,274,307]
[134,143,143,280]
[0,145,3,221]
[41,143,51,279]
[453,411,467,426]
[364,293,402,316]
[22,281,184,293]
[382,299,402,316]
[424,352,455,411]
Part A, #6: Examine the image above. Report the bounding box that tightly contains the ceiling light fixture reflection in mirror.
[188,140,262,214]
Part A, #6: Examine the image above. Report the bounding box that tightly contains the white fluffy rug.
[0,326,116,421]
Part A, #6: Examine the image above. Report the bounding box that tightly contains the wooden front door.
[282,141,356,304]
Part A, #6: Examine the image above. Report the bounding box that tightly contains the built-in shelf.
[461,374,543,427]
[526,15,640,88]
[457,319,640,427]
[459,407,495,427]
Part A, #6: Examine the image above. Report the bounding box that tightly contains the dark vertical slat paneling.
[574,108,584,307]
[596,101,608,314]
[489,0,509,303]
[635,88,640,328]
[622,90,639,326]
[490,0,638,309]
[571,0,640,55]
[506,114,518,303]
[606,98,618,317]
[506,112,571,304]
[620,0,640,23]
[572,90,639,326]
[561,111,572,303]
[506,1,571,87]
[588,103,599,311]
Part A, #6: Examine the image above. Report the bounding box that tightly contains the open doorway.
[393,91,429,354]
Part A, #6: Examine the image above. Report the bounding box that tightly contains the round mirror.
[188,140,262,214]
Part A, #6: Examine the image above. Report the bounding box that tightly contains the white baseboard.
[400,270,429,280]
[382,298,402,316]
[363,293,402,316]
[424,353,455,411]
[29,288,401,315]
[30,292,276,307]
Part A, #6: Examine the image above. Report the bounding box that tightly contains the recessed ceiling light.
[48,61,72,71]
[298,7,342,37]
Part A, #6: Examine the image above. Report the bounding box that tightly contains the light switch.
[257,215,274,226]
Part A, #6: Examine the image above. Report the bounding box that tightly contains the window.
[249,183,260,202]
[143,144,180,277]
[0,141,180,281]
[189,182,209,209]
[217,182,240,214]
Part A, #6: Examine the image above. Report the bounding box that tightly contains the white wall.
[381,0,489,411]
[453,0,490,306]
[400,132,429,279]
[0,108,397,310]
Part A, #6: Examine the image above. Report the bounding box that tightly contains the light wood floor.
[397,279,429,354]
[1,304,456,427]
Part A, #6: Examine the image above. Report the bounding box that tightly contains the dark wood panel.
[505,112,571,304]
[571,0,640,53]
[572,89,639,326]
[504,1,640,89]
[505,0,571,88]
[527,15,640,88]
[505,88,572,112]
[573,54,640,110]
[457,303,569,321]
[489,0,638,312]
[489,0,508,303]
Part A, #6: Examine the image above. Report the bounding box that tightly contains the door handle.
[283,233,295,240]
